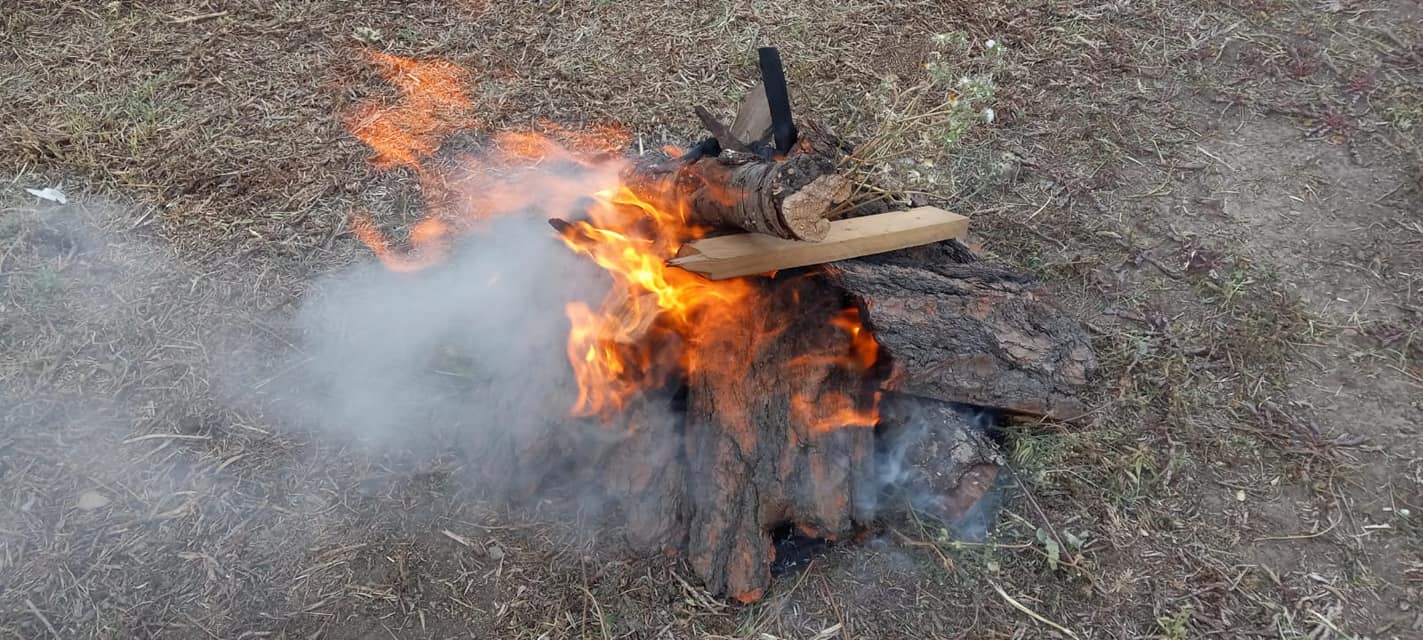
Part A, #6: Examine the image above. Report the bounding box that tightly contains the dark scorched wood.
[560,240,1095,604]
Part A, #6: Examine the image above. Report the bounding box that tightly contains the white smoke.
[281,215,605,447]
[874,395,1007,541]
[0,180,629,637]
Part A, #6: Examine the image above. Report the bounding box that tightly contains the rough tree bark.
[831,240,1097,420]
[875,392,1007,541]
[601,397,688,554]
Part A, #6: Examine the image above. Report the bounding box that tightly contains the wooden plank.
[668,207,969,280]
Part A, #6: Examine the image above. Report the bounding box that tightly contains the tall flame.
[555,185,755,418]
[343,51,881,433]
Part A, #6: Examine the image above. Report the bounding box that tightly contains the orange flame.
[832,307,879,372]
[564,301,657,417]
[345,51,475,171]
[555,185,755,418]
[786,307,880,372]
[343,51,884,432]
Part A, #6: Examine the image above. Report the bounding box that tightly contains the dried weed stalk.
[839,33,1006,211]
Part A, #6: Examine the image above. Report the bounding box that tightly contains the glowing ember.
[791,390,882,433]
[832,307,879,372]
[344,51,881,432]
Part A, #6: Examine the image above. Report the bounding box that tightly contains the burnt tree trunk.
[571,241,1095,602]
[601,397,688,554]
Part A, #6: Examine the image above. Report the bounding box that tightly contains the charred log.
[626,121,853,242]
[598,241,1093,601]
[875,393,1007,541]
[601,397,688,553]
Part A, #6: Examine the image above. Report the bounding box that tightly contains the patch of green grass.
[1382,89,1423,132]
[115,71,184,155]
[1008,427,1072,477]
[1156,604,1192,640]
[1197,266,1305,381]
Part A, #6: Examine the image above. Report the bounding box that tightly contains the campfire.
[345,48,1096,603]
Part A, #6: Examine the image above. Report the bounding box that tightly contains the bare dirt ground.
[3,1,1421,638]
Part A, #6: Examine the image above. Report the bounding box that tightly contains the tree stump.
[680,275,878,602]
[596,239,1096,602]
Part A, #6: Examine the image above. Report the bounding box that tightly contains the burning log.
[619,47,854,242]
[597,240,1095,602]
[540,173,1088,601]
[625,120,853,242]
[522,111,1092,602]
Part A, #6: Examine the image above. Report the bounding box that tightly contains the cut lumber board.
[668,207,969,280]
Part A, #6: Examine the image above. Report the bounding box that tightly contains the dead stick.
[25,599,60,640]
[167,10,228,23]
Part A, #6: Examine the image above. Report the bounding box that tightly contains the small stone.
[1235,489,1247,502]
[486,545,505,561]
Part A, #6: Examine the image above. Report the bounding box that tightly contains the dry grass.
[3,0,1422,638]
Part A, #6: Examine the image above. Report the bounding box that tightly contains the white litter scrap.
[24,186,67,204]
[76,490,111,511]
